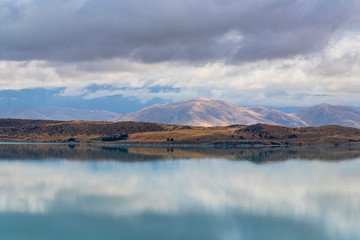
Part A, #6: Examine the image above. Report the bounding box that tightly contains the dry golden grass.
[0,119,359,145]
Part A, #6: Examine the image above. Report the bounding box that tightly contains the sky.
[0,0,360,113]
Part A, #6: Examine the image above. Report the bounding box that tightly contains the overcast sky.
[1,0,360,108]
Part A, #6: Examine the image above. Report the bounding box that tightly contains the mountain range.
[1,99,360,128]
[0,106,122,121]
[114,98,360,128]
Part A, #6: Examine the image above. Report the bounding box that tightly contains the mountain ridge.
[294,103,360,128]
[0,106,122,121]
[2,99,359,128]
[114,99,360,128]
[116,98,277,126]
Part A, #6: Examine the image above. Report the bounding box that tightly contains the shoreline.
[0,119,360,146]
[0,141,360,163]
[0,141,359,149]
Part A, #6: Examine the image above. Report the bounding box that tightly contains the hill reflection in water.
[0,143,360,162]
[0,143,359,240]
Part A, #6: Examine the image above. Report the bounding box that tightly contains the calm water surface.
[0,144,359,240]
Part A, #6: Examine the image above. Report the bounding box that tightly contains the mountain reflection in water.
[0,143,359,162]
[0,143,359,240]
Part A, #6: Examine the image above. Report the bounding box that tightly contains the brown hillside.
[0,119,359,145]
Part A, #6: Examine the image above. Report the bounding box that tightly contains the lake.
[0,143,359,240]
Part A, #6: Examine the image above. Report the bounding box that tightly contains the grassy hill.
[0,119,359,145]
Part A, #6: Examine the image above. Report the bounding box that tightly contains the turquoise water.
[0,144,359,240]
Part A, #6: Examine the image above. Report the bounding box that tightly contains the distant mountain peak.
[317,103,332,106]
[114,98,307,127]
[114,99,360,128]
[294,103,360,128]
[312,103,354,109]
[191,97,211,101]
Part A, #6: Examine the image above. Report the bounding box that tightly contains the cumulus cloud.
[0,0,359,63]
[0,0,360,107]
[1,31,360,107]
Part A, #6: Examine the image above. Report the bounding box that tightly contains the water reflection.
[0,143,360,162]
[0,144,359,240]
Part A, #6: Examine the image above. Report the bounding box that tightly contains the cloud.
[265,89,288,98]
[1,30,360,107]
[0,0,359,63]
[0,1,360,107]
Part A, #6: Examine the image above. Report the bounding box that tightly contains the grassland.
[0,118,359,145]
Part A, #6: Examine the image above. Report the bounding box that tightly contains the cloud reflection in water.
[0,146,359,240]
